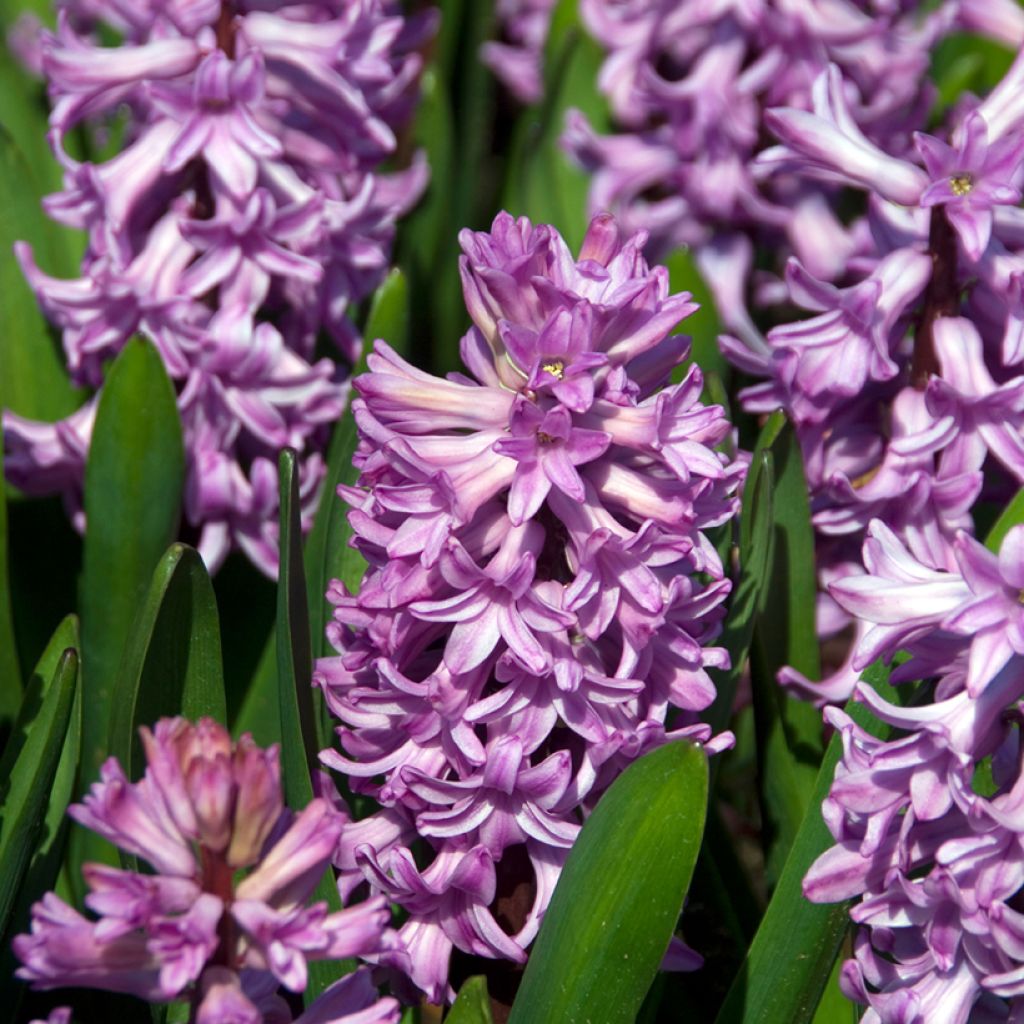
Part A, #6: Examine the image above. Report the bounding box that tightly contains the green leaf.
[508,742,708,1024]
[714,670,895,1024]
[80,337,185,779]
[0,442,21,730]
[504,4,607,253]
[706,447,775,737]
[0,616,81,1011]
[750,420,823,884]
[0,42,63,202]
[665,248,730,387]
[0,127,80,421]
[276,449,349,1001]
[753,420,820,682]
[108,543,226,782]
[363,267,410,355]
[277,448,320,795]
[0,645,78,935]
[231,630,279,746]
[446,976,494,1024]
[305,267,407,644]
[931,34,1015,116]
[985,485,1024,552]
[449,1,498,229]
[397,66,462,374]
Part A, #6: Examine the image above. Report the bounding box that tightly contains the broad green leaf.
[363,267,410,355]
[985,485,1024,552]
[211,553,276,737]
[754,421,820,683]
[714,666,896,1024]
[397,67,462,374]
[276,449,349,1000]
[446,976,494,1024]
[450,1,498,233]
[750,420,823,884]
[665,248,731,387]
[508,742,708,1024]
[0,645,77,935]
[277,448,320,792]
[931,34,1015,116]
[108,543,226,783]
[432,0,466,85]
[0,443,21,728]
[80,338,184,779]
[0,616,81,1011]
[304,267,407,649]
[232,630,279,746]
[706,448,775,736]
[0,46,62,201]
[505,0,608,253]
[0,127,80,421]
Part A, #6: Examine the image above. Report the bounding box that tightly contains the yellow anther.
[541,360,565,379]
[949,173,974,197]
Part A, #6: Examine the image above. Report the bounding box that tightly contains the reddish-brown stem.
[913,206,959,389]
[215,2,236,57]
[201,845,236,969]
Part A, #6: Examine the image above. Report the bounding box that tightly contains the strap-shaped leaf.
[446,976,494,1024]
[397,65,463,373]
[665,248,731,387]
[80,337,185,779]
[750,419,823,884]
[108,543,226,782]
[0,127,80,422]
[503,0,608,253]
[0,616,82,1011]
[0,442,20,727]
[985,485,1024,552]
[306,269,408,661]
[0,645,78,935]
[714,663,896,1024]
[276,449,349,1000]
[707,447,775,735]
[508,741,708,1024]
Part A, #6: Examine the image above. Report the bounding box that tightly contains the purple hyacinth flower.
[4,0,436,576]
[316,211,741,1000]
[15,718,396,1021]
[916,111,1024,261]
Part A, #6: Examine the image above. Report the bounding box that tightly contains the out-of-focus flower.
[14,717,399,1023]
[482,0,556,104]
[3,0,436,576]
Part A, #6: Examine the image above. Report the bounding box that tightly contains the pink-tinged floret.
[316,211,743,1002]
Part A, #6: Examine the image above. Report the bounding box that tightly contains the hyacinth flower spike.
[316,211,742,1001]
[15,717,400,1023]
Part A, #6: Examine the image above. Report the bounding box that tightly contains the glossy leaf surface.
[80,338,184,778]
[108,543,226,782]
[447,976,494,1024]
[0,645,78,935]
[508,741,708,1024]
[276,449,348,1001]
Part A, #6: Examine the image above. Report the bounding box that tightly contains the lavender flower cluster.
[717,20,1024,1024]
[726,37,1024,704]
[805,522,1024,1021]
[3,0,435,575]
[558,0,967,348]
[15,718,400,1023]
[314,211,743,1002]
[481,0,556,105]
